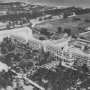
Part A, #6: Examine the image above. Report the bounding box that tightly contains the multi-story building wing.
[44,61,60,69]
[43,41,76,67]
[28,39,41,50]
[67,47,90,68]
[4,26,90,68]
[45,44,63,58]
[43,36,71,55]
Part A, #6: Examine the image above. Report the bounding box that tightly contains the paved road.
[11,69,45,90]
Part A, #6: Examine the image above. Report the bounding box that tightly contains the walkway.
[11,69,45,90]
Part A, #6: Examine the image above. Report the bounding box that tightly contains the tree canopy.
[63,28,71,36]
[57,26,62,33]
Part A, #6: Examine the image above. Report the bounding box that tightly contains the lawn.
[73,13,90,20]
[35,16,90,35]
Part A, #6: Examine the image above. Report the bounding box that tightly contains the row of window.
[63,59,70,63]
[11,35,41,50]
[45,61,60,69]
[46,45,63,56]
[71,52,90,67]
[10,35,90,67]
[46,45,74,60]
[28,40,41,50]
[72,52,90,62]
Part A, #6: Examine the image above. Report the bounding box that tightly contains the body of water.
[2,0,90,8]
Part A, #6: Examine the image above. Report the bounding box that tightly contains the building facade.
[28,39,42,50]
[1,26,90,69]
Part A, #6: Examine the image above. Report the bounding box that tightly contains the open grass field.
[73,13,90,20]
[35,15,90,35]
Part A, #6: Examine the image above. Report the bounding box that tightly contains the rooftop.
[79,31,90,41]
[10,27,41,42]
[68,46,90,58]
[74,41,87,47]
[43,36,71,44]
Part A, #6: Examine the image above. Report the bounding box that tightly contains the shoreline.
[0,1,90,9]
[33,3,90,9]
[1,0,90,8]
[23,2,90,8]
[1,0,90,9]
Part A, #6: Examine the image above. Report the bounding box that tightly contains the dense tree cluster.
[0,12,43,21]
[40,28,52,37]
[0,37,54,73]
[0,35,90,90]
[57,26,62,33]
[0,69,16,89]
[85,19,90,23]
[39,36,45,40]
[43,6,80,15]
[29,65,90,90]
[63,28,71,36]
[75,8,90,15]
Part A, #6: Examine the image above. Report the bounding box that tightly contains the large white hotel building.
[0,27,90,69]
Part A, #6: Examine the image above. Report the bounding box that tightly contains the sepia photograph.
[0,0,90,90]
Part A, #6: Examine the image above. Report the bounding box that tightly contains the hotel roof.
[74,41,87,47]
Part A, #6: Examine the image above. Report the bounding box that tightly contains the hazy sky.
[2,0,90,7]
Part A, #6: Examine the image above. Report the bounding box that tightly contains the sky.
[2,0,90,7]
